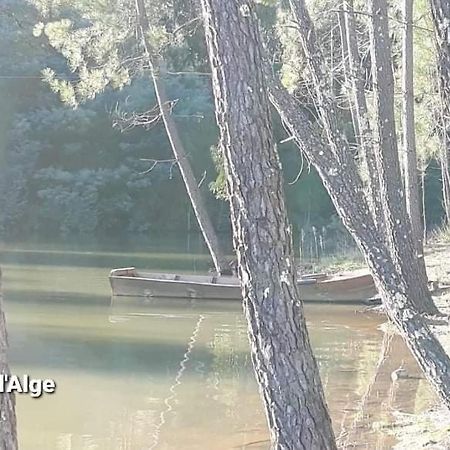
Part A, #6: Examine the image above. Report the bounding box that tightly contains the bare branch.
[328,8,433,33]
[197,170,207,188]
[166,71,212,77]
[172,17,201,36]
[288,151,305,185]
[138,157,178,175]
[138,160,158,175]
[112,99,162,131]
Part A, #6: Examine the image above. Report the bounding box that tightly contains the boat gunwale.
[110,271,322,288]
[109,273,240,289]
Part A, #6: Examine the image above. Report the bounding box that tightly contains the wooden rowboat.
[109,267,378,304]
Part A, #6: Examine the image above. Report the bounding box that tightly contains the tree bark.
[338,8,360,145]
[268,0,450,407]
[369,0,432,312]
[134,0,229,274]
[401,0,423,253]
[288,0,436,314]
[430,0,450,224]
[0,268,18,450]
[200,1,337,448]
[268,69,450,412]
[421,165,428,244]
[341,0,385,232]
[441,150,450,222]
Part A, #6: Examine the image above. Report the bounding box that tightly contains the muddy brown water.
[0,243,434,449]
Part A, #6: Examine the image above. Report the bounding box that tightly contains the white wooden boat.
[109,267,378,304]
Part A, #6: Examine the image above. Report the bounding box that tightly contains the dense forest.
[0,0,445,255]
[0,0,337,249]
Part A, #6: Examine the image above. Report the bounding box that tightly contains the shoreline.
[378,243,450,449]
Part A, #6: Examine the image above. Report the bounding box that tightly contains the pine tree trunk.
[369,0,433,313]
[421,165,428,243]
[200,1,337,448]
[0,268,18,450]
[401,0,423,253]
[341,0,385,232]
[288,0,435,314]
[338,9,361,145]
[441,150,450,221]
[134,0,229,274]
[430,0,450,224]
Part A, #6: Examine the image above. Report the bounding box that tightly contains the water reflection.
[0,246,434,449]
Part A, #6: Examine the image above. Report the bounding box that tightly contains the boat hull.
[109,268,378,304]
[110,274,242,300]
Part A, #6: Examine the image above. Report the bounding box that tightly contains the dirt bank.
[388,244,450,449]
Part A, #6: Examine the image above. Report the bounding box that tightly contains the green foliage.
[276,0,343,92]
[388,0,440,164]
[412,0,441,162]
[0,0,223,239]
[29,0,200,107]
[0,0,446,246]
[209,146,228,200]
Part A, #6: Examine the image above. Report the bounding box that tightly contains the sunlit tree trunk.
[441,154,450,222]
[288,0,435,314]
[368,0,432,311]
[269,66,450,412]
[341,0,384,233]
[135,0,229,274]
[421,164,428,243]
[200,1,337,448]
[430,0,450,224]
[401,0,423,253]
[0,268,18,450]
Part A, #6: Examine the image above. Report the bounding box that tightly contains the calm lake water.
[0,241,434,449]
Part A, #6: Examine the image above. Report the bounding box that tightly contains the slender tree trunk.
[401,0,423,253]
[288,0,435,314]
[369,0,432,311]
[338,9,360,143]
[341,0,385,232]
[421,164,428,244]
[441,151,450,221]
[201,1,337,448]
[438,89,450,222]
[134,0,229,274]
[430,0,450,224]
[0,268,18,450]
[150,60,229,273]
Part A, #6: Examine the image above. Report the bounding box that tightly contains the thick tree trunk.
[135,0,229,274]
[0,268,18,450]
[288,0,435,314]
[401,0,423,253]
[200,1,337,448]
[369,0,432,312]
[430,0,450,224]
